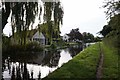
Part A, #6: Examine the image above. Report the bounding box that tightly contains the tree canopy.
[2,1,64,45]
[101,0,120,49]
[82,32,94,43]
[68,28,83,42]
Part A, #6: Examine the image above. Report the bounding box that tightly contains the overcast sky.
[3,0,108,37]
[60,0,107,36]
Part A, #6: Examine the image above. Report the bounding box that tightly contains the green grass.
[43,43,100,79]
[101,42,119,78]
[42,42,119,79]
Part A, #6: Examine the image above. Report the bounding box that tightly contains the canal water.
[2,45,83,79]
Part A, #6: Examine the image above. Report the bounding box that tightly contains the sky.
[60,0,107,37]
[3,0,108,37]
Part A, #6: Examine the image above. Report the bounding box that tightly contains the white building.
[62,34,69,42]
[32,31,46,45]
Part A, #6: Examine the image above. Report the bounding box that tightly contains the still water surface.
[2,45,83,79]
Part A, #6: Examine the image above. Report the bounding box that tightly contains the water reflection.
[2,45,83,79]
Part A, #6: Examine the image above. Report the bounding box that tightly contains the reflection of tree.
[2,46,83,79]
[2,57,11,75]
[41,51,53,66]
[2,61,41,80]
[11,66,15,80]
[68,45,83,57]
[50,51,61,67]
[38,71,41,80]
[31,70,33,80]
[22,63,30,80]
[3,52,41,64]
[16,64,22,80]
[41,50,61,67]
[2,58,6,72]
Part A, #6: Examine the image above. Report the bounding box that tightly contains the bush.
[25,42,43,51]
[3,42,43,53]
[50,43,57,49]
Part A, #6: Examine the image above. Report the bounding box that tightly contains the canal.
[2,45,83,79]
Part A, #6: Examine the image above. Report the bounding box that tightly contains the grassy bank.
[43,42,100,79]
[101,42,119,78]
[42,42,119,79]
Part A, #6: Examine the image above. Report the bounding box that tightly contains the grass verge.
[43,42,119,79]
[101,42,119,78]
[43,42,100,79]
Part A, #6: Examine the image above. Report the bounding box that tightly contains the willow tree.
[2,2,11,30]
[2,1,64,45]
[53,2,63,39]
[43,2,54,45]
[43,1,64,45]
[10,2,41,45]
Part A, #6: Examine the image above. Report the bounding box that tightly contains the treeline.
[100,0,120,50]
[65,28,101,43]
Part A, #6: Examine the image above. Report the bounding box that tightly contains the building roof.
[32,31,45,39]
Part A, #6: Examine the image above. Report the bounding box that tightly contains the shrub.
[26,42,43,52]
[3,42,43,53]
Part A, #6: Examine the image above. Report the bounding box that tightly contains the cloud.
[60,0,107,37]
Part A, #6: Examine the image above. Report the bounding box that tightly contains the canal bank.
[43,42,119,79]
[43,42,100,79]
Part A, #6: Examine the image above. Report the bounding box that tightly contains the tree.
[2,1,64,46]
[82,32,94,43]
[103,0,120,18]
[68,28,83,42]
[100,25,112,37]
[101,0,120,49]
[11,2,40,45]
[43,1,64,45]
[2,2,11,30]
[53,2,64,38]
[2,2,42,45]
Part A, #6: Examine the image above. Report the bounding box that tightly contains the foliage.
[38,21,57,45]
[100,14,120,49]
[12,2,40,45]
[50,43,57,49]
[66,28,96,43]
[100,0,120,49]
[53,2,64,38]
[94,36,102,42]
[2,1,64,46]
[47,39,68,50]
[100,25,112,37]
[68,28,83,42]
[43,2,64,45]
[2,35,11,45]
[2,35,11,53]
[25,42,43,51]
[3,42,43,53]
[2,2,11,30]
[103,0,120,18]
[82,32,95,43]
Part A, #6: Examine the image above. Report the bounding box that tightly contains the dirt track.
[96,42,104,80]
